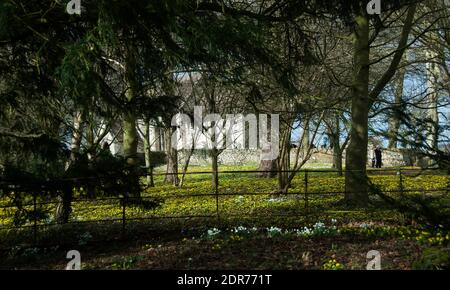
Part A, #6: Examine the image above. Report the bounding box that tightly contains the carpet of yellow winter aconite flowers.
[0,170,448,228]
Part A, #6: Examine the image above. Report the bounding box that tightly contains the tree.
[344,3,416,206]
[344,5,371,206]
[377,0,450,168]
[387,57,407,149]
[325,112,350,176]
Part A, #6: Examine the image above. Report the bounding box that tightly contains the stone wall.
[178,149,260,167]
[177,148,421,168]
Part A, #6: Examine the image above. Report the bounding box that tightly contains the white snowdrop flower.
[267,226,282,237]
[359,223,370,229]
[207,228,221,237]
[297,227,312,236]
[313,222,325,229]
[233,226,248,233]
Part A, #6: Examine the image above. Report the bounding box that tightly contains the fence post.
[150,165,154,187]
[398,168,407,223]
[122,196,126,237]
[215,171,220,223]
[304,170,309,218]
[33,191,37,246]
[398,168,404,196]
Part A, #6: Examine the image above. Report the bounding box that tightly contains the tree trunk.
[344,11,370,207]
[164,127,179,186]
[123,57,138,167]
[57,111,83,224]
[55,188,72,224]
[68,111,83,167]
[123,43,140,198]
[277,127,291,193]
[425,50,440,151]
[333,149,343,176]
[143,121,154,187]
[388,59,406,149]
[258,115,278,178]
[301,119,310,150]
[330,115,343,176]
[179,148,194,188]
[344,4,415,205]
[86,120,96,199]
[154,127,162,152]
[257,150,278,178]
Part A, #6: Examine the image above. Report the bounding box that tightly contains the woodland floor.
[0,166,449,270]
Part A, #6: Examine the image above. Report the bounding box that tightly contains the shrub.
[413,248,450,270]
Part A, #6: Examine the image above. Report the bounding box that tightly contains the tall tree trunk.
[123,44,140,197]
[56,111,83,224]
[258,149,278,178]
[86,120,96,199]
[164,127,179,186]
[388,59,406,149]
[425,50,440,151]
[86,120,95,160]
[330,115,343,176]
[55,188,73,224]
[344,11,370,207]
[68,111,83,167]
[277,126,291,193]
[123,51,138,167]
[143,121,154,187]
[301,119,310,150]
[344,4,415,205]
[179,147,194,188]
[258,115,277,178]
[333,149,343,176]
[154,127,162,152]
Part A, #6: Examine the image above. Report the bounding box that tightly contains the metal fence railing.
[0,168,448,248]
